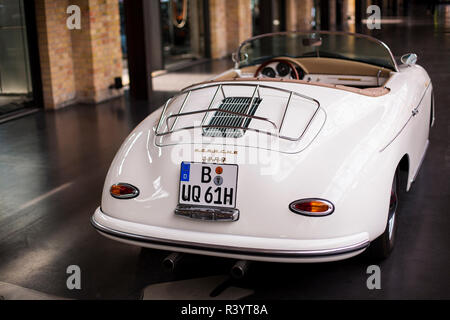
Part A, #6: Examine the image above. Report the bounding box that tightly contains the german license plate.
[178,162,238,208]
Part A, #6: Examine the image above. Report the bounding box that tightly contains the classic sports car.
[91,31,433,264]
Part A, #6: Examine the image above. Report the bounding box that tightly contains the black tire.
[368,171,399,261]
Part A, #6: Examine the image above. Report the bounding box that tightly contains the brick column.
[87,0,123,103]
[286,0,314,31]
[35,0,76,109]
[208,0,252,59]
[70,0,94,102]
[346,0,355,21]
[235,0,252,45]
[35,0,123,109]
[208,0,227,59]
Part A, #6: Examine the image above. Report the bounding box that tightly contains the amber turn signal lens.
[294,201,329,212]
[110,183,139,199]
[289,199,334,216]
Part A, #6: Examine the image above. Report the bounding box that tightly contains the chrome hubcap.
[388,211,396,239]
[388,176,398,240]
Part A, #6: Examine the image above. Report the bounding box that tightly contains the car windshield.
[236,31,397,71]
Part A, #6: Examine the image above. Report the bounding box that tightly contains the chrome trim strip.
[241,85,260,128]
[162,107,278,136]
[170,91,191,130]
[235,30,399,72]
[156,99,171,134]
[175,204,240,222]
[430,90,435,127]
[91,214,370,258]
[165,107,277,129]
[279,91,293,133]
[379,114,413,153]
[200,84,223,126]
[379,83,431,152]
[155,82,321,142]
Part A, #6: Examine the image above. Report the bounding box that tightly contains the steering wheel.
[254,58,303,80]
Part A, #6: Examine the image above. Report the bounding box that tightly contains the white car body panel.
[92,36,432,262]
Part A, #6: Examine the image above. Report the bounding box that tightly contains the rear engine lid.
[154,82,326,153]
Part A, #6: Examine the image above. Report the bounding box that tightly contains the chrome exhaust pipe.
[230,260,251,279]
[162,252,184,272]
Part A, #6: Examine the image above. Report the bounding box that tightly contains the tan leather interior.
[205,57,392,97]
[214,70,239,81]
[185,77,390,97]
[240,57,392,78]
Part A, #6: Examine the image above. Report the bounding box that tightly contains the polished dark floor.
[1,5,449,299]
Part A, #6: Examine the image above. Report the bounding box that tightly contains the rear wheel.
[368,171,399,260]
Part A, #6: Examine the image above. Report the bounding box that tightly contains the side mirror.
[401,53,418,66]
[232,52,248,68]
[231,52,239,64]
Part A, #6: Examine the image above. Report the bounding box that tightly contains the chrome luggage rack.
[155,82,321,142]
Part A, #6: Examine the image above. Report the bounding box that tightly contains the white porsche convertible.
[91,31,433,264]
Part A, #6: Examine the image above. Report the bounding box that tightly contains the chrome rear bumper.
[175,204,240,222]
[91,212,370,262]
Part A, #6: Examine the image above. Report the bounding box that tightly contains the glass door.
[0,0,34,117]
[160,0,206,69]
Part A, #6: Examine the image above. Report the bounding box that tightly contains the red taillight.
[110,183,139,199]
[289,199,334,216]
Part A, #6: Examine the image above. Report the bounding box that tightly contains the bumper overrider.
[91,207,370,263]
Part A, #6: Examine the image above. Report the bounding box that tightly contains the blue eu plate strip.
[180,162,190,182]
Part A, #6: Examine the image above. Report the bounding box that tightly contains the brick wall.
[209,0,252,59]
[35,0,123,109]
[70,0,94,102]
[35,0,77,109]
[286,0,315,31]
[235,0,252,45]
[208,0,227,59]
[88,0,123,103]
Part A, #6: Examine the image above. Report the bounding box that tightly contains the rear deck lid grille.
[203,96,262,138]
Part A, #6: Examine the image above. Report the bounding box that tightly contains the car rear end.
[92,81,390,262]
